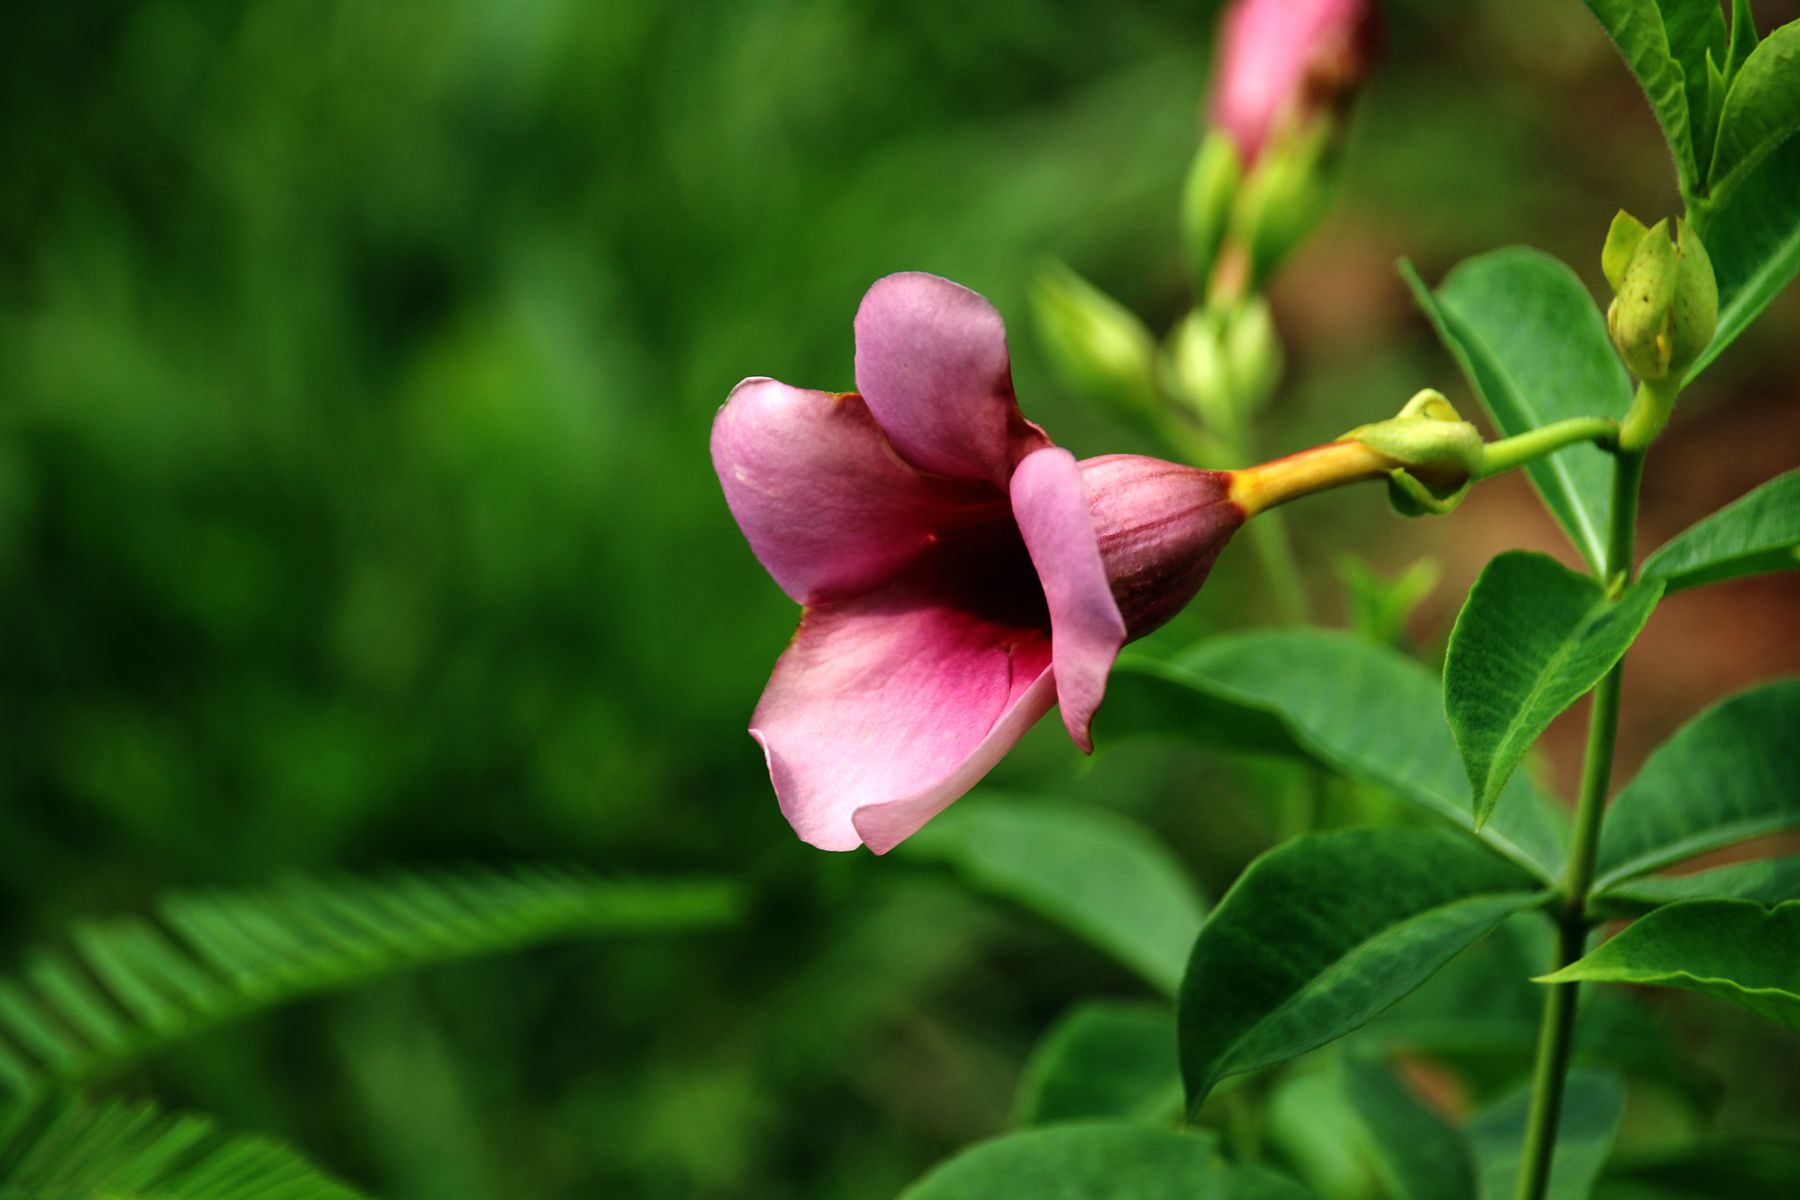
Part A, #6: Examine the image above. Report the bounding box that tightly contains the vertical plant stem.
[1245,510,1308,624]
[1512,449,1643,1200]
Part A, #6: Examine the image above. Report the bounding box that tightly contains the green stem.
[1245,510,1308,625]
[1477,418,1619,478]
[1512,448,1643,1200]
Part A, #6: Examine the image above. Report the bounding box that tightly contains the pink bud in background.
[1209,0,1380,165]
[712,274,1243,854]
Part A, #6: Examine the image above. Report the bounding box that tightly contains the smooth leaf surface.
[1178,827,1544,1107]
[1265,1067,1371,1200]
[1688,136,1800,378]
[1340,1054,1476,1200]
[1110,630,1570,880]
[1445,552,1664,825]
[1707,21,1800,201]
[1598,1139,1800,1199]
[1014,1001,1179,1126]
[1403,251,1633,573]
[1662,0,1731,174]
[903,796,1206,996]
[1470,1071,1625,1200]
[1540,899,1800,1027]
[1595,680,1800,886]
[896,1122,1311,1200]
[1581,2,1705,189]
[1596,857,1800,916]
[1639,468,1800,590]
[1363,916,1687,1091]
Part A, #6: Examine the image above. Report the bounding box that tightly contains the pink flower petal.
[750,578,1055,854]
[712,378,1005,605]
[1011,448,1127,753]
[853,272,1049,486]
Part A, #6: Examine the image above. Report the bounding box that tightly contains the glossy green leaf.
[1445,552,1664,825]
[1595,680,1800,886]
[1665,0,1732,174]
[1639,468,1800,590]
[1688,136,1800,379]
[1540,899,1800,1027]
[1595,857,1800,916]
[896,1122,1312,1200]
[1014,1001,1179,1126]
[1363,916,1686,1090]
[1581,2,1714,191]
[1178,827,1544,1107]
[1470,1071,1625,1200]
[1110,630,1570,881]
[1402,251,1632,573]
[1340,1054,1476,1200]
[902,796,1206,997]
[1707,21,1800,201]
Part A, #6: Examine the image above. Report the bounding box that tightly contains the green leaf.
[1595,857,1800,916]
[1178,828,1544,1108]
[1445,552,1664,825]
[1337,554,1441,647]
[1110,631,1569,880]
[1013,1001,1179,1126]
[1264,1065,1373,1200]
[1470,1071,1625,1200]
[0,1095,368,1199]
[1662,0,1732,175]
[0,866,738,1104]
[896,1121,1312,1200]
[1595,680,1800,886]
[1707,21,1800,201]
[902,796,1206,996]
[1639,468,1800,590]
[1340,1054,1476,1200]
[1540,899,1800,1027]
[1581,2,1711,191]
[1600,1138,1800,1199]
[1687,136,1800,379]
[1362,917,1690,1092]
[1402,252,1633,574]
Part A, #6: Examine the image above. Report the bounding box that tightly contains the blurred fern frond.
[0,1094,369,1199]
[0,866,739,1105]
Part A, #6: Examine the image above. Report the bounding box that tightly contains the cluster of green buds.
[1602,211,1718,449]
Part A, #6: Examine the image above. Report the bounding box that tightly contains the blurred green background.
[3,0,1796,1195]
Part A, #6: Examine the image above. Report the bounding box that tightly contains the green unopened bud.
[1029,261,1160,417]
[1182,131,1241,289]
[1223,298,1283,416]
[1234,121,1334,287]
[1600,210,1650,293]
[1167,310,1234,430]
[1605,215,1718,384]
[1343,389,1482,514]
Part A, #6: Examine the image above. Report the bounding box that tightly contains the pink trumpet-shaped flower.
[712,273,1244,853]
[1210,0,1379,165]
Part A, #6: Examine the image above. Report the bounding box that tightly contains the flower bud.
[1604,215,1718,384]
[1029,261,1161,419]
[1209,0,1381,168]
[1167,310,1233,430]
[1182,131,1241,288]
[1223,296,1283,415]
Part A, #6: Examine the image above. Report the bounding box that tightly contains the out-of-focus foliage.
[2,1,1796,1197]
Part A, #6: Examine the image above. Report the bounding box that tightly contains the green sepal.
[1601,209,1650,291]
[1387,468,1471,517]
[1182,130,1240,290]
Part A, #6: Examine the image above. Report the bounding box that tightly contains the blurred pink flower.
[1209,0,1379,164]
[712,273,1243,853]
